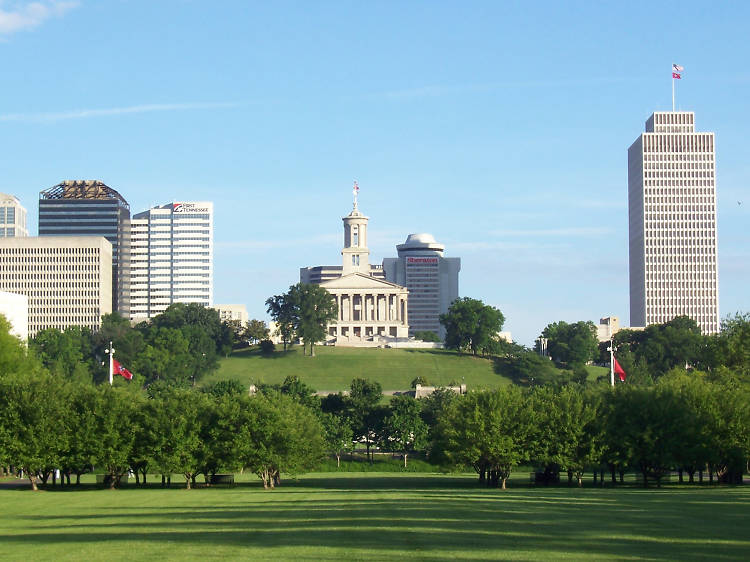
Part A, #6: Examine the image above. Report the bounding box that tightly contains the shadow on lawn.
[3,486,750,560]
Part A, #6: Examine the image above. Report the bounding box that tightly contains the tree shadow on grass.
[3,488,750,560]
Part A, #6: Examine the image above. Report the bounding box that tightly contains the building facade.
[38,181,130,317]
[628,111,719,334]
[383,233,460,339]
[302,194,410,345]
[213,304,248,325]
[0,193,28,237]
[130,202,213,320]
[0,290,29,342]
[0,236,112,337]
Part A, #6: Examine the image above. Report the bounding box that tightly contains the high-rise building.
[130,202,213,320]
[0,193,28,237]
[628,111,719,334]
[38,181,130,317]
[0,236,112,337]
[383,233,460,339]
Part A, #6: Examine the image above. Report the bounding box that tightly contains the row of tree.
[2,365,747,491]
[29,303,235,386]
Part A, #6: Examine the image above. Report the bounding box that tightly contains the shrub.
[259,340,275,354]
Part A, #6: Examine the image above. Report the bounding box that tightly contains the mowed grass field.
[210,346,609,392]
[2,473,749,561]
[210,346,513,391]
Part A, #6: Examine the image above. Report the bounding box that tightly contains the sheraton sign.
[407,257,438,264]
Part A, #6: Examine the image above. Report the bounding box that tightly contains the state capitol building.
[300,187,460,345]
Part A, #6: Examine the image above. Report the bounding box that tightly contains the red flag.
[672,72,681,79]
[613,358,626,382]
[112,358,133,380]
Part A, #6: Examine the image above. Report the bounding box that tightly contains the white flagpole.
[609,336,615,387]
[672,75,675,112]
[107,341,114,385]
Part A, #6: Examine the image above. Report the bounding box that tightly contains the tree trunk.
[678,469,683,483]
[109,475,117,490]
[185,474,192,490]
[311,343,315,357]
[28,472,39,491]
[593,471,597,485]
[567,469,573,486]
[76,473,81,485]
[404,453,408,468]
[336,454,340,468]
[501,477,507,490]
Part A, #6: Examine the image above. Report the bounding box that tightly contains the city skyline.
[1,1,748,345]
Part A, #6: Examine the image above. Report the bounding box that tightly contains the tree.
[266,294,296,351]
[286,283,338,356]
[236,393,325,489]
[31,326,94,383]
[439,387,533,489]
[382,395,428,467]
[414,330,440,342]
[349,378,383,462]
[244,319,270,346]
[538,320,598,366]
[95,386,137,489]
[502,351,566,386]
[440,297,505,356]
[321,413,353,468]
[0,371,68,491]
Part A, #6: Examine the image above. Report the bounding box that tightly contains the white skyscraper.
[628,111,719,334]
[0,193,28,237]
[130,202,213,320]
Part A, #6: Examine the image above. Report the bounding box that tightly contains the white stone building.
[302,193,409,345]
[0,291,29,342]
[383,233,460,339]
[0,236,112,337]
[213,304,248,324]
[628,111,719,334]
[130,202,213,320]
[0,193,28,237]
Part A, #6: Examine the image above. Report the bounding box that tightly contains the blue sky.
[1,1,748,345]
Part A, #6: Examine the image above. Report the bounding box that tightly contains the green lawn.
[2,473,749,560]
[210,346,513,392]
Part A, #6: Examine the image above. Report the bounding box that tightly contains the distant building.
[0,193,28,237]
[213,304,248,324]
[0,236,112,337]
[302,189,409,345]
[130,202,213,320]
[39,180,130,317]
[383,233,460,339]
[596,316,621,342]
[0,291,29,342]
[628,111,719,334]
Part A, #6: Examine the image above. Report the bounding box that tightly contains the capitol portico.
[321,273,409,343]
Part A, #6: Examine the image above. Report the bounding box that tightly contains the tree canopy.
[440,297,505,356]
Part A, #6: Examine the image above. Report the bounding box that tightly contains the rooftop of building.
[39,180,129,208]
[397,233,446,255]
[0,193,23,205]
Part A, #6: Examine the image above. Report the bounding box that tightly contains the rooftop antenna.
[352,180,359,210]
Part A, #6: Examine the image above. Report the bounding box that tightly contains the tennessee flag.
[613,358,627,382]
[112,358,134,380]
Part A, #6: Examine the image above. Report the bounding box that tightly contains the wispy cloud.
[0,1,78,34]
[490,227,614,237]
[0,102,240,123]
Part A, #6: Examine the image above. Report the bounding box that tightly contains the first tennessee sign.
[173,203,210,214]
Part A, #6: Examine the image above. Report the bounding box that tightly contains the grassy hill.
[209,346,511,392]
[209,345,609,393]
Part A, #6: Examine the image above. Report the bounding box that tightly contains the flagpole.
[609,336,615,388]
[672,76,675,112]
[107,341,114,385]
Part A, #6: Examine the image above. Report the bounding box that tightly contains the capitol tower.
[627,111,719,334]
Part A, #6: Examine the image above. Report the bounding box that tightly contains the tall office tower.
[628,111,719,334]
[0,193,28,237]
[129,202,213,320]
[383,233,460,339]
[38,181,130,317]
[0,236,112,337]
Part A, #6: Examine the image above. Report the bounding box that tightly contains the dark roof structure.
[40,180,129,209]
